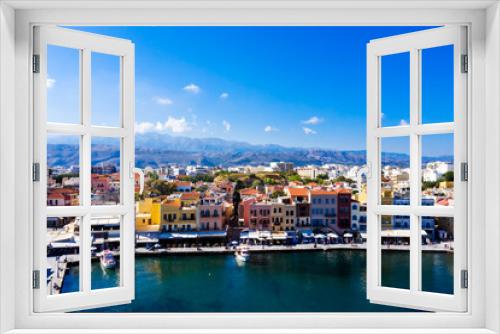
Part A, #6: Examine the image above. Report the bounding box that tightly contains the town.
[46,160,455,260]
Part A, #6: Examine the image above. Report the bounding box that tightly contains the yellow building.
[135,198,162,232]
[161,198,197,232]
[353,184,368,204]
[439,181,454,189]
[380,188,393,229]
[270,202,296,232]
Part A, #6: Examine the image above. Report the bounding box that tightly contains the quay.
[135,242,453,256]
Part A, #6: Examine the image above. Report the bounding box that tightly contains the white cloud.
[264,125,278,132]
[220,92,229,99]
[399,119,409,126]
[303,127,317,135]
[164,117,192,133]
[222,120,231,132]
[153,96,173,105]
[302,116,322,125]
[135,117,192,134]
[135,122,155,134]
[183,83,201,94]
[47,77,56,89]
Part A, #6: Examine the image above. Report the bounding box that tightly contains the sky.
[47,26,454,156]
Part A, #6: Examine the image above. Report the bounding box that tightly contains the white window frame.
[32,25,136,312]
[0,1,499,333]
[366,26,468,312]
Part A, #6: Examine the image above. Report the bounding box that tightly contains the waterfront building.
[135,198,162,232]
[249,201,271,230]
[197,196,225,231]
[239,197,257,228]
[270,198,296,232]
[337,189,352,233]
[309,189,337,231]
[161,197,197,232]
[391,197,437,240]
[286,187,311,229]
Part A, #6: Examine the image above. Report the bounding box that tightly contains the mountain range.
[47,133,453,168]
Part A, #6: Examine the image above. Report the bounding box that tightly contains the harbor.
[64,250,453,313]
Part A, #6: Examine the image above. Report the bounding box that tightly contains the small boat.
[99,250,116,270]
[234,246,250,262]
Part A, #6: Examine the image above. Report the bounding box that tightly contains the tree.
[251,179,263,188]
[441,171,454,182]
[286,173,302,183]
[148,180,176,196]
[333,175,355,184]
[269,190,286,199]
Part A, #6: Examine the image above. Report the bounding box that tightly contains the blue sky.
[48,26,454,156]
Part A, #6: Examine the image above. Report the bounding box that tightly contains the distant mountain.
[47,133,453,168]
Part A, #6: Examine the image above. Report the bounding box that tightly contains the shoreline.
[135,243,454,256]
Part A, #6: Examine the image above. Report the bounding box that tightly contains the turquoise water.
[63,250,453,312]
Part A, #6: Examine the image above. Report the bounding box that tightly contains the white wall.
[0,2,16,333]
[485,3,500,333]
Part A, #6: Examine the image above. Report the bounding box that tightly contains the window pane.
[47,216,80,295]
[381,215,410,290]
[91,215,121,290]
[381,137,410,205]
[47,45,81,124]
[91,137,121,205]
[47,134,80,206]
[421,134,454,206]
[421,45,454,124]
[380,52,410,127]
[92,52,121,127]
[422,217,454,294]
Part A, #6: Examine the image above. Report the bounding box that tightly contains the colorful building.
[197,196,225,231]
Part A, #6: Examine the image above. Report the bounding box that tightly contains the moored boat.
[234,246,250,262]
[99,250,117,270]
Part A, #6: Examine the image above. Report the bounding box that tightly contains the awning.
[271,232,287,240]
[49,242,79,249]
[343,233,353,238]
[360,233,367,239]
[380,229,427,238]
[301,230,314,238]
[314,233,326,239]
[327,233,339,239]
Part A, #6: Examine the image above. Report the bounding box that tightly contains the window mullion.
[80,48,92,293]
[409,48,421,292]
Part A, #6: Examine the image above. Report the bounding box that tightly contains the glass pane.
[47,134,80,206]
[47,216,80,295]
[47,45,81,124]
[421,45,454,124]
[91,215,121,290]
[91,52,121,127]
[380,52,410,127]
[91,137,121,205]
[381,137,410,205]
[381,215,410,289]
[422,217,454,294]
[421,133,454,206]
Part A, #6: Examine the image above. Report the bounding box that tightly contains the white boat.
[235,246,250,262]
[99,250,116,270]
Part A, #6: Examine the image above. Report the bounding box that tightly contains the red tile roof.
[287,187,309,197]
[180,192,200,200]
[240,188,258,196]
[310,189,337,196]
